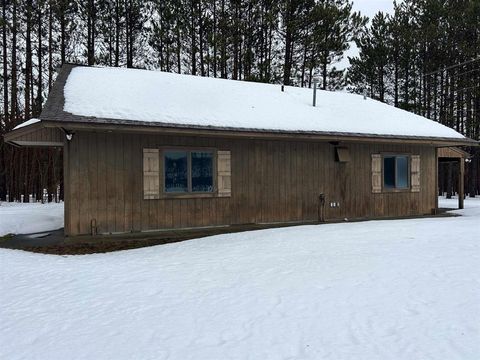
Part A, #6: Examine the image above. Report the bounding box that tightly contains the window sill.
[382,188,411,193]
[159,192,218,199]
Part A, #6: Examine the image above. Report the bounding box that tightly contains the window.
[164,151,188,193]
[163,150,214,193]
[191,152,214,192]
[383,155,409,189]
[372,154,419,194]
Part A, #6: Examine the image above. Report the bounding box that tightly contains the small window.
[383,155,409,189]
[163,150,214,194]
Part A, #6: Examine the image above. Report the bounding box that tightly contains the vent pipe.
[313,80,318,107]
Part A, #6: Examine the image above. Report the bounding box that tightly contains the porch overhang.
[4,120,64,147]
[437,146,470,210]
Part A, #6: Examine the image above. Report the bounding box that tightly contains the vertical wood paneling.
[88,132,98,232]
[69,135,80,235]
[65,131,439,236]
[124,135,133,232]
[105,134,116,233]
[115,134,125,232]
[96,133,108,233]
[131,134,141,231]
[247,140,256,224]
[12,127,63,144]
[63,137,70,235]
[79,134,91,235]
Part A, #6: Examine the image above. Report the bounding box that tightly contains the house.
[4,64,477,237]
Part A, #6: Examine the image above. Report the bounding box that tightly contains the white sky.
[351,0,397,19]
[337,0,398,70]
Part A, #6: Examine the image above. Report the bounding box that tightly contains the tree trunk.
[2,0,9,121]
[283,21,293,85]
[36,3,43,117]
[25,0,32,120]
[220,0,226,78]
[48,3,53,90]
[190,0,196,75]
[282,0,298,86]
[322,50,328,90]
[60,3,66,64]
[176,24,181,73]
[198,0,205,76]
[469,149,478,197]
[212,0,217,77]
[115,0,120,67]
[87,0,95,66]
[10,0,18,123]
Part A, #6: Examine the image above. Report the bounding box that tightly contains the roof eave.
[41,118,478,147]
[39,64,478,148]
[3,121,44,143]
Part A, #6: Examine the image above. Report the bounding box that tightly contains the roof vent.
[313,80,319,107]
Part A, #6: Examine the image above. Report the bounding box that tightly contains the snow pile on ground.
[64,66,464,139]
[0,202,64,236]
[1,198,479,360]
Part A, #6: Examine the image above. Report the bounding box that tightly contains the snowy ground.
[1,198,479,360]
[0,202,64,237]
[439,195,466,209]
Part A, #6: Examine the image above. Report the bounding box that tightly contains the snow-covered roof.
[61,66,464,140]
[12,118,40,130]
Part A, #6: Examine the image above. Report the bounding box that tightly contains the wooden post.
[63,137,70,236]
[459,158,465,209]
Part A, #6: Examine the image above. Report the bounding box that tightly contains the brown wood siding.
[9,127,63,146]
[437,147,468,159]
[64,131,437,236]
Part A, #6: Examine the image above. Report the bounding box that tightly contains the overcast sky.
[351,0,397,19]
[336,0,399,70]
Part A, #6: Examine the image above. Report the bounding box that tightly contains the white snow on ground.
[12,117,41,130]
[0,202,64,236]
[439,195,466,209]
[64,66,465,139]
[1,198,479,360]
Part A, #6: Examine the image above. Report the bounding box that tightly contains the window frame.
[160,147,218,198]
[382,153,411,192]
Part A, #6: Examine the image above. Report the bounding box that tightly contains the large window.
[164,150,214,193]
[383,155,409,189]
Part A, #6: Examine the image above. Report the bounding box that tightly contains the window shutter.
[143,149,160,199]
[411,155,420,192]
[217,150,231,197]
[371,154,382,193]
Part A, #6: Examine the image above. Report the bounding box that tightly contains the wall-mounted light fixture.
[61,128,75,141]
